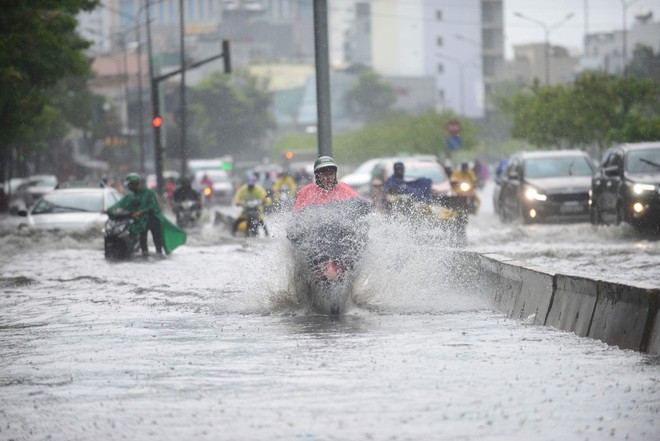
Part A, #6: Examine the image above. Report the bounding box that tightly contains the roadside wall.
[478,253,660,355]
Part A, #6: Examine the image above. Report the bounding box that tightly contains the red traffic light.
[152,116,163,128]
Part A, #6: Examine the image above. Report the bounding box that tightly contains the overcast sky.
[504,0,660,58]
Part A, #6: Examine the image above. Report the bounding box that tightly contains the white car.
[194,169,235,204]
[20,187,123,232]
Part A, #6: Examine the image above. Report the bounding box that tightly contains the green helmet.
[313,156,337,173]
[125,172,141,185]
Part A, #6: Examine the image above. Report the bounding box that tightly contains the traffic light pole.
[148,41,231,196]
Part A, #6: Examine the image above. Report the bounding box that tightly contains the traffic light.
[152,116,163,128]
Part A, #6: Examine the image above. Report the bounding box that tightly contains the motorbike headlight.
[525,187,547,201]
[459,182,472,192]
[633,183,656,194]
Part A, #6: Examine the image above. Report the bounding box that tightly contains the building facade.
[341,0,504,119]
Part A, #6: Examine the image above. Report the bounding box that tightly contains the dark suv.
[590,142,660,231]
[495,150,595,224]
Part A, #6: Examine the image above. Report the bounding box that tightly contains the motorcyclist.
[172,177,202,222]
[381,161,433,213]
[451,161,481,212]
[107,173,165,257]
[272,171,298,206]
[293,156,367,211]
[232,176,269,236]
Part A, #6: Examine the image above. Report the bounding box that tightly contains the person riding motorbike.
[290,156,371,277]
[451,161,481,213]
[107,173,187,257]
[232,176,269,236]
[172,177,202,226]
[272,171,298,208]
[293,156,367,211]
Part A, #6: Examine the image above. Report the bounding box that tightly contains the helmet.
[125,173,141,185]
[247,176,257,185]
[394,161,404,170]
[313,156,337,173]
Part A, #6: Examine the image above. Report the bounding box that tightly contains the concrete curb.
[478,253,660,355]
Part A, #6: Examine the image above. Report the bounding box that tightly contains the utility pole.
[146,0,165,196]
[313,0,332,158]
[179,0,187,178]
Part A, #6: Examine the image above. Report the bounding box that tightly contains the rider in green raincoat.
[108,173,186,256]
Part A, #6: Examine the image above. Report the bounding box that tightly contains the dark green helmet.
[313,156,337,173]
[125,172,141,185]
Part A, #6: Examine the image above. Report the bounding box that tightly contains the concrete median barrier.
[478,253,660,355]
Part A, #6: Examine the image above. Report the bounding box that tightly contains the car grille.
[547,192,589,203]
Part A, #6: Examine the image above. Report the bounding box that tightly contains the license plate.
[560,202,584,214]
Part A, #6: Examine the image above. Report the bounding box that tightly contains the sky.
[504,0,660,58]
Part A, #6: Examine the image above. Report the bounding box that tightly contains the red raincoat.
[293,182,362,212]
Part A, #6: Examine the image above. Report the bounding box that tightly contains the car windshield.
[524,156,593,178]
[626,148,660,173]
[32,192,102,215]
[30,176,57,187]
[405,166,447,183]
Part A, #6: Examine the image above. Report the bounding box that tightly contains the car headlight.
[633,183,656,194]
[525,187,547,201]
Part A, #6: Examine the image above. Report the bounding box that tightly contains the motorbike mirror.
[17,209,28,217]
[507,171,520,180]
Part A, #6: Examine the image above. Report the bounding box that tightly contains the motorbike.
[287,199,371,316]
[103,212,139,260]
[236,199,267,237]
[384,179,468,246]
[174,199,201,229]
[451,179,479,215]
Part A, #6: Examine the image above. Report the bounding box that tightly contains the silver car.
[20,187,123,232]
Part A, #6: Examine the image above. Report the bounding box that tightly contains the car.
[18,187,123,231]
[495,150,595,224]
[194,169,234,205]
[340,158,387,197]
[9,174,58,214]
[590,142,660,231]
[341,155,439,197]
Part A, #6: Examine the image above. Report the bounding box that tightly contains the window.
[436,10,442,20]
[437,36,443,47]
[437,63,444,74]
[438,89,445,101]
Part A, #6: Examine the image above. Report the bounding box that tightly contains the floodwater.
[0,185,659,440]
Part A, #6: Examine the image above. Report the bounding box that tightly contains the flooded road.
[1,199,659,440]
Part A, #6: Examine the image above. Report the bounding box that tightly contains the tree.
[188,71,274,160]
[499,72,660,155]
[0,0,98,180]
[347,69,397,123]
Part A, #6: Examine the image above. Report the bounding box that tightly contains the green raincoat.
[108,187,186,254]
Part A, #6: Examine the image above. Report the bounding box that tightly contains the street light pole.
[146,0,165,196]
[514,11,574,85]
[179,0,187,178]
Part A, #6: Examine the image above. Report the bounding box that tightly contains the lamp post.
[514,11,574,85]
[621,0,641,74]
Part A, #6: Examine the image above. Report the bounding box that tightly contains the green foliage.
[499,72,660,152]
[0,0,98,150]
[346,69,397,123]
[188,71,274,159]
[273,111,478,166]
